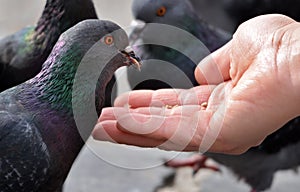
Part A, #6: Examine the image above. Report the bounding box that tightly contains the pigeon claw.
[164,155,220,175]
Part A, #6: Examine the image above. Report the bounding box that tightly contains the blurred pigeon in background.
[189,0,236,32]
[0,0,98,91]
[222,0,300,29]
[0,19,140,192]
[127,0,231,90]
[188,0,300,33]
[205,117,300,191]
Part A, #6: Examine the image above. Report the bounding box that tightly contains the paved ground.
[1,1,300,192]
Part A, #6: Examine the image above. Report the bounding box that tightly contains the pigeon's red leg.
[164,154,220,175]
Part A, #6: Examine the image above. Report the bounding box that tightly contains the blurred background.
[1,0,300,192]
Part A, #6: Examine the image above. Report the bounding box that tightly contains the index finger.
[114,85,216,108]
[195,41,232,85]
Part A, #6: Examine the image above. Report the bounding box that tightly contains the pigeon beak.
[121,46,141,71]
[129,19,146,44]
[130,19,146,29]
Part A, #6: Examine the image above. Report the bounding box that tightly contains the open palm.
[93,14,300,154]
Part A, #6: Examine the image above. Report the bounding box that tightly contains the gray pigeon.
[0,0,98,91]
[0,19,140,192]
[127,0,231,90]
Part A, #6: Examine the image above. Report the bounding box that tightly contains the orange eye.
[104,35,114,45]
[156,6,167,16]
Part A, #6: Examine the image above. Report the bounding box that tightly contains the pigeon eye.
[104,35,114,45]
[156,6,167,16]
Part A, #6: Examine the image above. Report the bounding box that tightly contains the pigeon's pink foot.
[164,155,220,175]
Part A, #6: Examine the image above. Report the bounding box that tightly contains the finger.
[114,85,216,108]
[99,107,168,123]
[116,110,212,145]
[114,89,182,108]
[195,41,232,85]
[96,110,216,152]
[99,105,204,122]
[92,120,164,147]
[93,120,200,151]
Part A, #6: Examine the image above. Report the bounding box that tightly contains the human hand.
[93,14,300,154]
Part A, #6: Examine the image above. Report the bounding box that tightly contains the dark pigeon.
[222,0,300,29]
[0,19,140,192]
[127,0,231,90]
[0,0,98,91]
[189,0,236,32]
[166,114,300,191]
[203,117,300,191]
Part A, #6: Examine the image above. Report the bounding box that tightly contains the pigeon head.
[131,0,198,29]
[31,19,140,114]
[57,19,131,56]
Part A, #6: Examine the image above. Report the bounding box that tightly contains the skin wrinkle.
[182,112,200,147]
[276,24,300,109]
[178,89,200,105]
[212,99,244,153]
[230,24,261,86]
[232,43,259,86]
[191,111,212,151]
[291,35,300,104]
[230,77,279,125]
[230,48,278,107]
[210,106,234,152]
[167,116,192,149]
[152,89,180,106]
[270,21,298,92]
[270,25,290,75]
[271,23,300,116]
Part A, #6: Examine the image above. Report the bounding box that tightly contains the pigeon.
[0,19,140,192]
[202,117,300,191]
[222,0,300,29]
[0,0,98,92]
[188,0,236,32]
[166,106,300,191]
[127,0,231,90]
